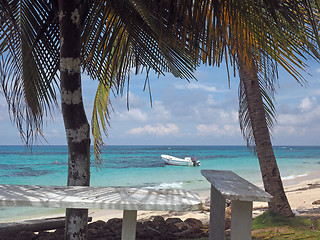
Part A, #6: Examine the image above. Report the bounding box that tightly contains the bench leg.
[230,200,252,240]
[209,185,226,240]
[121,210,137,240]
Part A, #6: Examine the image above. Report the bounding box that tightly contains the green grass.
[180,211,320,240]
[251,211,320,239]
[253,211,315,229]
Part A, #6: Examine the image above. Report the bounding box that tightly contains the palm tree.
[238,61,294,216]
[0,1,199,238]
[1,0,320,238]
[195,0,320,217]
[146,0,320,217]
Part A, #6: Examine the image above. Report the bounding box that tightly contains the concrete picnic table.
[0,184,202,240]
[201,170,272,240]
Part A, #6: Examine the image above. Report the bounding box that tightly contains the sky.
[1,59,320,146]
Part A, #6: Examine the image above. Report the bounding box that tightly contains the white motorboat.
[161,154,200,166]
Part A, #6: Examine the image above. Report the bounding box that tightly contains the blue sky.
[1,59,320,146]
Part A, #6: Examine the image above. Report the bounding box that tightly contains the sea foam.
[282,173,308,181]
[152,182,184,189]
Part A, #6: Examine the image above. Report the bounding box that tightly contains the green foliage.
[253,211,312,229]
[92,81,111,168]
[238,69,277,146]
[251,211,320,239]
[180,211,320,240]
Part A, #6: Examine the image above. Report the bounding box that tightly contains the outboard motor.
[192,158,200,166]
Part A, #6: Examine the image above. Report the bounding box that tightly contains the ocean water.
[0,145,320,221]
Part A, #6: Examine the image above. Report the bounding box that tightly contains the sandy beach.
[84,172,320,225]
[2,171,320,225]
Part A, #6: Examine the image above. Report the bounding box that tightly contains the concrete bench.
[201,170,272,240]
[0,184,202,240]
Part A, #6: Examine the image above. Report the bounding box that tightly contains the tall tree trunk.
[239,63,293,217]
[59,1,91,239]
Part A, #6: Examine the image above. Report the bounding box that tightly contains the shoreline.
[2,170,320,224]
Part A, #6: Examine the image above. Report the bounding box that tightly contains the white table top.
[201,170,272,202]
[0,184,202,211]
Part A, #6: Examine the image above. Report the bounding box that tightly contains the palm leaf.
[83,0,202,162]
[238,59,277,147]
[0,0,60,144]
[92,81,111,168]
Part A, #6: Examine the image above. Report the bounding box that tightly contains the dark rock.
[106,218,122,234]
[0,216,209,240]
[166,222,180,234]
[184,218,203,229]
[88,220,109,229]
[152,216,165,224]
[0,231,37,240]
[166,217,183,225]
[18,231,38,240]
[175,221,190,231]
[37,230,64,240]
[87,228,98,236]
[174,227,204,238]
[312,200,320,205]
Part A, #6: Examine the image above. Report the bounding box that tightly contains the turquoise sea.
[1,145,320,221]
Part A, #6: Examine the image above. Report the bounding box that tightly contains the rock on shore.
[0,216,209,240]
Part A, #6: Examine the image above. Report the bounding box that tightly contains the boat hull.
[161,155,200,166]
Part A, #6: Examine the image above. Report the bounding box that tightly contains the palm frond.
[189,0,320,83]
[92,81,111,168]
[0,0,60,144]
[83,0,202,162]
[238,60,277,147]
[81,0,200,89]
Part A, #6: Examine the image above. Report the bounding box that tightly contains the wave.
[149,182,184,189]
[282,173,308,181]
[145,179,206,190]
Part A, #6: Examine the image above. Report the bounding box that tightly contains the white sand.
[84,174,320,226]
[87,172,320,224]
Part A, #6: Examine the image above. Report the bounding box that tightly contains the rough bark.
[59,0,91,239]
[239,63,293,217]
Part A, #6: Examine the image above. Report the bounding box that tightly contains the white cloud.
[274,97,320,139]
[273,125,302,136]
[115,108,148,122]
[299,97,316,112]
[190,101,239,124]
[43,129,60,138]
[127,123,179,136]
[150,101,172,121]
[206,95,215,105]
[0,97,9,121]
[174,83,217,92]
[196,124,239,136]
[278,103,320,126]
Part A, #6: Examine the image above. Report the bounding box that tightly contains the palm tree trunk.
[239,63,293,217]
[59,0,91,239]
